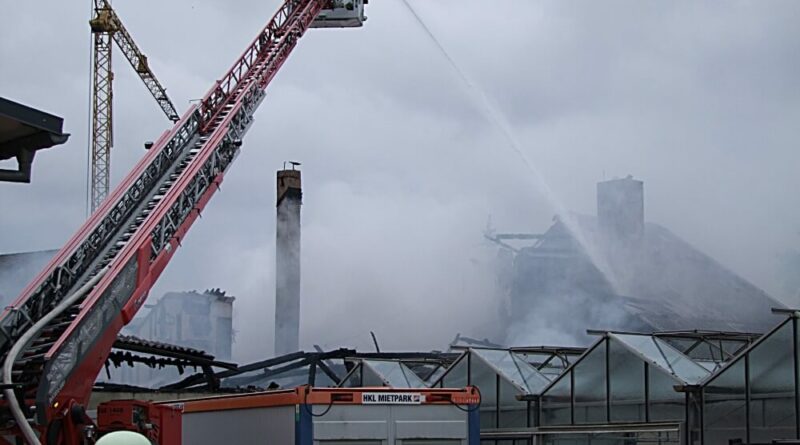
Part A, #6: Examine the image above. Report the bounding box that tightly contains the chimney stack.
[597,175,644,244]
[274,164,302,356]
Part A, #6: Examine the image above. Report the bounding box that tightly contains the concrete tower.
[274,165,302,356]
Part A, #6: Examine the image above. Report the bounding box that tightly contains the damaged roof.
[516,215,783,334]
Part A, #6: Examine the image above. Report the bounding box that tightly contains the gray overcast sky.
[2,1,799,360]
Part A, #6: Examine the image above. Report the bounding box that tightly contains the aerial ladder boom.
[0,0,365,442]
[89,0,180,213]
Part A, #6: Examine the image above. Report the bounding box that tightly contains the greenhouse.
[700,310,799,445]
[468,311,800,445]
[433,347,584,431]
[535,330,715,444]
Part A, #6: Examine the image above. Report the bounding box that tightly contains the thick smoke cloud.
[1,1,799,361]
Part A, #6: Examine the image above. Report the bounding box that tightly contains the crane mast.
[0,0,365,442]
[89,24,113,215]
[89,0,180,213]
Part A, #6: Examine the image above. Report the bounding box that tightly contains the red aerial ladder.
[0,0,366,443]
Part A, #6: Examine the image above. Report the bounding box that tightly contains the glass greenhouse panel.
[313,367,337,387]
[339,364,362,387]
[364,360,427,388]
[515,352,553,369]
[441,355,467,389]
[703,357,746,445]
[573,343,606,424]
[473,349,550,395]
[695,360,722,373]
[362,362,387,386]
[661,337,698,356]
[541,372,572,426]
[426,365,446,385]
[687,392,702,445]
[648,365,685,422]
[515,351,575,379]
[608,338,645,422]
[498,376,528,428]
[721,340,749,357]
[471,353,499,428]
[612,334,709,384]
[749,321,795,443]
[663,338,729,363]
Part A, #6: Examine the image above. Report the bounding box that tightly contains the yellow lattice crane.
[89,0,179,212]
